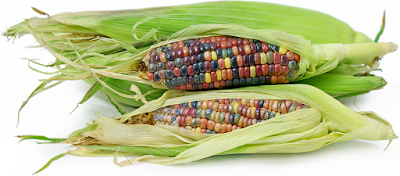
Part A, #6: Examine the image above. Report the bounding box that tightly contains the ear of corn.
[4,1,373,45]
[5,3,396,113]
[11,23,396,112]
[19,84,397,169]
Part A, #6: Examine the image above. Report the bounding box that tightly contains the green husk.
[22,84,396,168]
[4,1,373,44]
[295,73,387,98]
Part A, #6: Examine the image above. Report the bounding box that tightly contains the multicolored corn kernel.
[144,98,309,134]
[143,36,301,90]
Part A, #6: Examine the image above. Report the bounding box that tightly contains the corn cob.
[133,98,309,133]
[18,84,397,172]
[144,36,301,90]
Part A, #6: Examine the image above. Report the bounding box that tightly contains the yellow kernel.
[260,52,267,64]
[211,51,218,61]
[202,100,209,109]
[249,99,255,107]
[195,127,201,133]
[216,69,222,80]
[241,99,247,106]
[250,107,256,118]
[214,123,221,133]
[279,47,288,55]
[250,66,256,77]
[224,57,231,69]
[205,72,211,83]
[233,102,240,113]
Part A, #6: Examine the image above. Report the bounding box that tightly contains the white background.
[1,0,399,176]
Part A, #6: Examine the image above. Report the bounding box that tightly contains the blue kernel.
[258,100,264,108]
[205,108,212,118]
[175,109,180,115]
[211,61,219,71]
[182,76,189,84]
[171,115,177,122]
[174,58,183,67]
[166,52,173,61]
[171,77,178,86]
[258,76,265,84]
[232,68,239,79]
[233,78,240,87]
[166,69,174,79]
[153,71,161,82]
[165,79,174,89]
[231,56,238,68]
[192,63,200,74]
[227,48,234,57]
[199,73,205,83]
[245,77,252,86]
[229,114,235,124]
[256,43,262,52]
[204,43,211,51]
[183,103,189,108]
[252,77,259,85]
[180,65,188,76]
[198,62,206,72]
[177,76,183,85]
[162,46,168,52]
[197,53,205,62]
[206,129,212,134]
[199,44,205,53]
[193,74,200,84]
[239,78,246,86]
[192,101,198,108]
[184,40,190,47]
[215,48,222,58]
[288,60,296,71]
